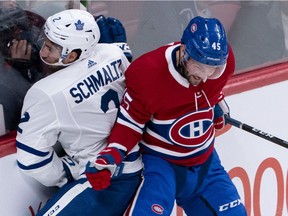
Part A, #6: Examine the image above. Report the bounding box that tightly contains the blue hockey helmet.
[181,16,228,66]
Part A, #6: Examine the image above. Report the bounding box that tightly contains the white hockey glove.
[61,155,80,183]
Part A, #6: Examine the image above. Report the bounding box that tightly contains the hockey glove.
[85,147,125,190]
[213,99,230,130]
[61,155,80,183]
[95,15,133,62]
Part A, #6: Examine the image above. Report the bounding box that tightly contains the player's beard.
[176,50,188,79]
[177,59,202,86]
[176,49,202,86]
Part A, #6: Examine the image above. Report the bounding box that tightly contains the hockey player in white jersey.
[16,9,142,216]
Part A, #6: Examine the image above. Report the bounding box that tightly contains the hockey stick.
[225,115,288,149]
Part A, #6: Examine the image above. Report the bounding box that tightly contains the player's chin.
[187,75,202,86]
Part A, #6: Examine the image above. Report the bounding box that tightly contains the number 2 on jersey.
[100,89,120,113]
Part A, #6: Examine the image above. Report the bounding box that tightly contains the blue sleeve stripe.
[118,112,144,131]
[17,152,54,170]
[102,154,116,164]
[124,152,140,162]
[16,141,50,157]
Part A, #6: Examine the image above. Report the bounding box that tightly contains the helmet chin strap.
[41,57,75,67]
[39,45,75,67]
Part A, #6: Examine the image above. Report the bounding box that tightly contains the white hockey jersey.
[16,44,141,187]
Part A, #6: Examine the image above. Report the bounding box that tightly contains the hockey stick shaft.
[225,115,288,149]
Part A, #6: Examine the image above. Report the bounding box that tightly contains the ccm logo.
[219,199,242,212]
[47,205,60,216]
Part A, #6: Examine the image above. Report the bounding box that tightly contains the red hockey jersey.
[108,42,235,166]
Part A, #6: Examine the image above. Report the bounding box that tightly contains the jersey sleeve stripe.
[123,151,140,162]
[140,135,214,158]
[119,107,145,128]
[16,141,50,157]
[117,118,143,134]
[17,152,54,170]
[146,128,173,144]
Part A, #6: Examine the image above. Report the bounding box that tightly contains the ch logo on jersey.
[169,108,214,147]
[151,204,164,215]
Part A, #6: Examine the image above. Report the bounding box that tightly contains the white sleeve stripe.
[109,143,127,152]
[120,107,145,128]
[146,128,173,144]
[117,118,143,134]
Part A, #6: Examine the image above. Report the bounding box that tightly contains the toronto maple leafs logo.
[75,20,84,30]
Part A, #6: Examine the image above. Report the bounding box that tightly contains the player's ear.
[180,44,185,53]
[63,51,78,64]
[179,44,186,58]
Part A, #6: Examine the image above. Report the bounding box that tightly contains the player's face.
[180,45,226,86]
[40,38,63,65]
[182,58,216,85]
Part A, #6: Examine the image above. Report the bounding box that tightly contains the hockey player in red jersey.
[85,16,247,215]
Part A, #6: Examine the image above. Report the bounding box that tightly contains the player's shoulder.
[31,60,86,95]
[226,44,235,62]
[89,43,129,68]
[32,44,126,95]
[225,44,236,75]
[93,43,124,59]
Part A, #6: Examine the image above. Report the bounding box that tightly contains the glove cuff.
[61,156,79,182]
[99,147,125,165]
[213,99,230,131]
[114,42,133,62]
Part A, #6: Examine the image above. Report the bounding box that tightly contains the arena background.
[0,1,287,215]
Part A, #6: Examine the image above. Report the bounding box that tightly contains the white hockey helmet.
[42,9,100,66]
